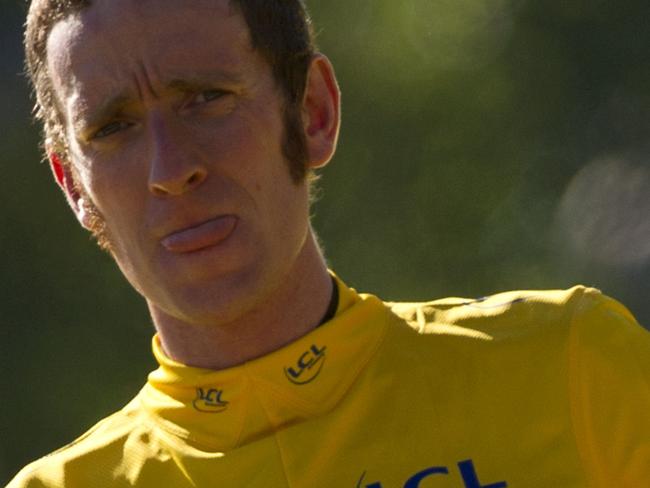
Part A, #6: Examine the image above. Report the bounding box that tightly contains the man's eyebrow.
[166,73,244,91]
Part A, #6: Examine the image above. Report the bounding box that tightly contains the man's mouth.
[161,215,238,253]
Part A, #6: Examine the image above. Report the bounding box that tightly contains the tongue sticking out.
[161,216,238,253]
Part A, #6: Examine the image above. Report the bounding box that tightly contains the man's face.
[46,0,313,325]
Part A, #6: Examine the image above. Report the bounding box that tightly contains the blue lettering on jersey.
[458,460,507,488]
[284,344,326,385]
[357,459,507,487]
[404,466,450,487]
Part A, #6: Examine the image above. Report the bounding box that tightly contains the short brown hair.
[24,0,316,182]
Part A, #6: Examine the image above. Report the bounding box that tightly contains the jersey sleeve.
[5,459,64,488]
[569,290,650,486]
[6,470,52,488]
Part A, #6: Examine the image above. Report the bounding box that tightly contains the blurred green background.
[2,0,650,482]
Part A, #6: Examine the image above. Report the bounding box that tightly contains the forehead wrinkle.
[134,61,156,102]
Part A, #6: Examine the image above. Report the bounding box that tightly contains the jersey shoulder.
[385,285,613,341]
[385,286,650,484]
[6,400,142,488]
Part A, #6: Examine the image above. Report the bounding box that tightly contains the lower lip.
[161,216,238,253]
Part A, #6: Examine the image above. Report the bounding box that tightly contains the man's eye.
[93,121,132,139]
[194,90,227,104]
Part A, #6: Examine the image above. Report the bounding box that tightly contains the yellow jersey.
[8,277,650,487]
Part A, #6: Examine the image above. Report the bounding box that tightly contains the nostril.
[185,170,206,190]
[187,173,199,186]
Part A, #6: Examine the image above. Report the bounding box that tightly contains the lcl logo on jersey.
[357,459,507,488]
[284,344,327,385]
[192,388,229,413]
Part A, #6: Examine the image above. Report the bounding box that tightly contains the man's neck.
[148,232,333,370]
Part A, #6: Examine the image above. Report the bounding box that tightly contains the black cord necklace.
[317,275,339,328]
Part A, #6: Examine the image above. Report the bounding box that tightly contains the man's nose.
[147,116,208,197]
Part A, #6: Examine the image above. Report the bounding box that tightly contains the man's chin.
[144,263,270,327]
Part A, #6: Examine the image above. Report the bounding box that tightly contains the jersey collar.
[138,274,390,451]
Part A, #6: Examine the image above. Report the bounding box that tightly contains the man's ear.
[49,153,92,230]
[302,54,341,169]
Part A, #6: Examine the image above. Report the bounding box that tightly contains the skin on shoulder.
[45,0,341,369]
